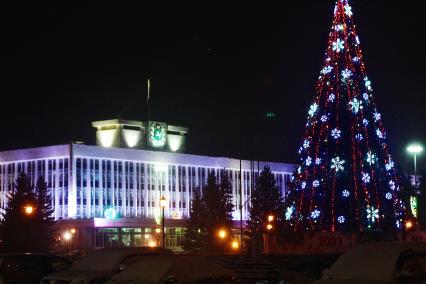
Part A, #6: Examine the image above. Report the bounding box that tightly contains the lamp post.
[407,143,423,189]
[63,231,72,256]
[160,196,167,249]
[217,229,227,254]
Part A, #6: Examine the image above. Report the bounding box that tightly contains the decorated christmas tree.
[285,0,406,232]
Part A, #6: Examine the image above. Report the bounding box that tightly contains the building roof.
[0,143,295,173]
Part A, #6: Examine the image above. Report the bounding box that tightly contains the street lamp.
[218,229,227,239]
[63,231,73,256]
[267,215,274,222]
[160,196,167,249]
[407,143,423,188]
[24,204,34,216]
[231,240,239,251]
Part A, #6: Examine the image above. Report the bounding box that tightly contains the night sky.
[1,1,425,174]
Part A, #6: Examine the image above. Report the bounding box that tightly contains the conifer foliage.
[184,171,234,253]
[1,173,55,252]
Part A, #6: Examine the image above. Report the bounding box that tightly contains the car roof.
[71,247,171,271]
[108,255,233,282]
[327,242,426,281]
[0,253,61,257]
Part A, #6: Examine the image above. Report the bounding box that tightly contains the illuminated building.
[0,119,294,249]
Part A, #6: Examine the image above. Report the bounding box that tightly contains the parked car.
[104,255,234,284]
[42,247,171,284]
[313,242,426,284]
[0,253,71,284]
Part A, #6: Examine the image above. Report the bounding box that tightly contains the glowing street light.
[155,228,161,234]
[266,224,273,231]
[405,220,413,230]
[218,229,227,239]
[63,231,73,256]
[24,205,34,215]
[70,228,76,234]
[160,196,167,249]
[231,240,239,250]
[407,143,423,188]
[268,215,274,222]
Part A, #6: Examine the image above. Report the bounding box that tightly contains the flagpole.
[147,78,151,122]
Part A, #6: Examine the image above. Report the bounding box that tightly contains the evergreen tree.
[247,166,285,255]
[34,176,55,251]
[203,172,230,252]
[184,171,234,253]
[183,188,208,252]
[219,171,234,224]
[286,0,406,232]
[0,174,56,252]
[1,173,38,252]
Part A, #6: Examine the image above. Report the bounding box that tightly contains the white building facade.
[0,120,295,249]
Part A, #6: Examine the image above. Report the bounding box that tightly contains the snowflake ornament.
[313,180,320,188]
[335,24,344,31]
[322,65,333,75]
[332,38,345,53]
[376,129,385,139]
[331,156,345,172]
[353,56,360,63]
[311,209,320,219]
[303,140,310,149]
[309,103,319,117]
[373,112,381,122]
[367,206,379,223]
[342,190,350,198]
[362,119,369,126]
[385,159,394,171]
[285,206,295,220]
[341,69,353,80]
[306,156,312,166]
[321,115,328,122]
[356,134,363,141]
[331,128,342,139]
[338,216,345,224]
[389,180,396,190]
[328,93,336,102]
[366,151,376,166]
[344,4,353,17]
[364,77,372,91]
[301,181,307,189]
[363,93,369,102]
[349,98,363,114]
[362,172,371,184]
[315,158,322,165]
[385,192,392,200]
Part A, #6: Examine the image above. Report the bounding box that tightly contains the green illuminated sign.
[149,122,166,147]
